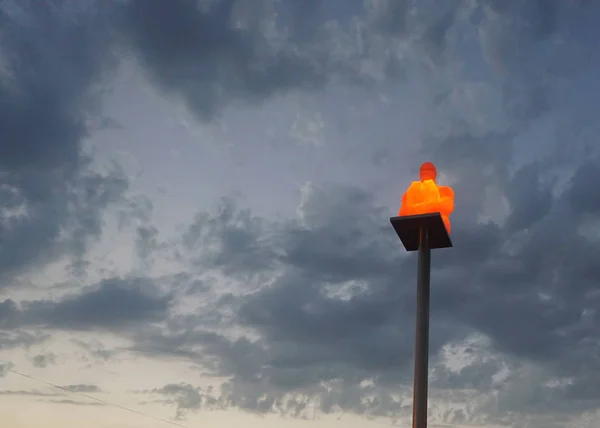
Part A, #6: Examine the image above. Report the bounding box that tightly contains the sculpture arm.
[399,191,412,216]
[414,201,444,214]
[399,182,424,216]
[398,182,453,217]
[437,186,454,216]
[412,186,454,215]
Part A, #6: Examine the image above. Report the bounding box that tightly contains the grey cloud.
[0,0,128,285]
[505,163,553,231]
[567,161,600,215]
[0,298,20,328]
[134,191,449,418]
[140,154,600,425]
[1,0,593,291]
[477,0,595,121]
[113,0,468,122]
[116,1,600,425]
[182,197,277,279]
[0,277,171,332]
[0,0,580,288]
[278,185,400,282]
[366,0,411,36]
[114,0,330,120]
[71,338,118,361]
[2,1,600,427]
[150,383,222,419]
[401,4,600,419]
[424,0,599,213]
[31,353,56,368]
[26,277,171,330]
[0,389,62,397]
[431,357,504,393]
[0,330,49,350]
[108,0,589,128]
[94,115,125,131]
[62,384,102,393]
[136,225,159,265]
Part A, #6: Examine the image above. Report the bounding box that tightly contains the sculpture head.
[419,162,437,182]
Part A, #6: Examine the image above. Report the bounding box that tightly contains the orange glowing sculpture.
[398,162,454,233]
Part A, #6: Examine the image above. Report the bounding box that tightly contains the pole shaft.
[412,224,431,428]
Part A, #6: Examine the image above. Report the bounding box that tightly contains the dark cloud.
[0,298,20,328]
[1,0,594,289]
[112,0,472,121]
[0,0,128,286]
[111,10,589,395]
[114,0,331,120]
[505,163,553,231]
[139,154,600,425]
[568,161,600,215]
[0,277,171,332]
[146,191,456,418]
[2,0,571,287]
[181,197,276,279]
[2,1,600,427]
[26,277,171,330]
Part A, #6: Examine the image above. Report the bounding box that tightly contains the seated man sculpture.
[398,162,454,234]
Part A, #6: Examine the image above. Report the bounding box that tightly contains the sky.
[1,0,600,427]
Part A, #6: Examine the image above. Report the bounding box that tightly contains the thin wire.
[9,368,463,428]
[8,369,190,428]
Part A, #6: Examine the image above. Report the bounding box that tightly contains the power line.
[8,368,190,428]
[9,368,467,428]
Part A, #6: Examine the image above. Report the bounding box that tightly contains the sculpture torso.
[399,179,454,233]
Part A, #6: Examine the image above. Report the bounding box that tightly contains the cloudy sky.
[1,0,600,427]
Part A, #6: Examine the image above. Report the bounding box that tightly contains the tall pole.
[412,224,431,428]
[390,212,452,428]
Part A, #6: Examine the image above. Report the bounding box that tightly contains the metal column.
[412,224,431,428]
